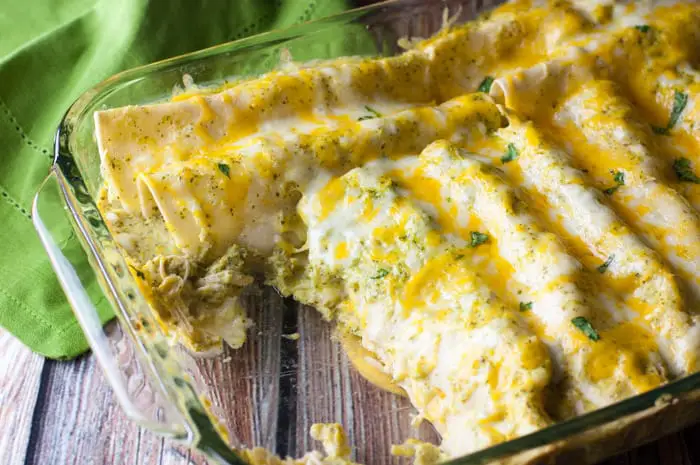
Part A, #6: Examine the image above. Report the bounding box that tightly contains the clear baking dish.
[32,0,700,463]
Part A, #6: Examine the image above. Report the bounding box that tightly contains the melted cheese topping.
[96,0,700,460]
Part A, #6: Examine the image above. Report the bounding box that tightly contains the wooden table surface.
[2,325,699,465]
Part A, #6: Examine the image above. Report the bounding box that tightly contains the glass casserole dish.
[32,0,700,463]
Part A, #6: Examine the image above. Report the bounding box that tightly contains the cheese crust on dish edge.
[95,0,700,462]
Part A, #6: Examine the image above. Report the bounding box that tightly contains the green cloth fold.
[0,0,351,359]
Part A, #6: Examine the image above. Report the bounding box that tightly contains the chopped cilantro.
[652,91,688,136]
[673,157,700,183]
[501,143,519,163]
[358,105,382,121]
[477,76,495,93]
[571,316,600,341]
[596,254,615,274]
[668,91,689,129]
[651,125,669,135]
[130,266,145,280]
[519,301,533,312]
[613,171,625,185]
[469,231,489,247]
[217,163,231,178]
[603,170,625,195]
[370,268,390,279]
[634,24,651,33]
[365,105,382,117]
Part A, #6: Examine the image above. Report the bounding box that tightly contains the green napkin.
[0,0,353,359]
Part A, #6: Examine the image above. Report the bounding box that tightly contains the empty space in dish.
[177,288,439,462]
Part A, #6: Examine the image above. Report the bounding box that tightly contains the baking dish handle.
[32,169,187,436]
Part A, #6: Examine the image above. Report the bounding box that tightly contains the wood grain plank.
[175,287,284,451]
[24,351,191,465]
[348,362,440,465]
[161,444,210,465]
[0,329,45,465]
[294,305,438,464]
[656,433,692,465]
[19,287,280,465]
[681,422,700,464]
[294,304,353,458]
[601,452,630,465]
[626,442,661,465]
